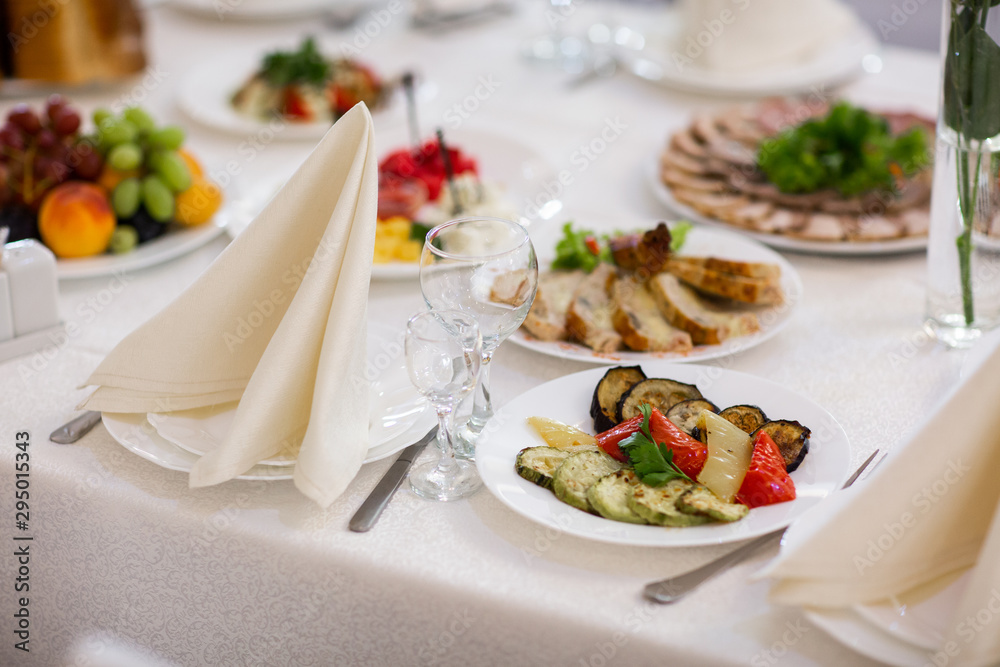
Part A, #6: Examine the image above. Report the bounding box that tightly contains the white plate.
[618,12,879,97]
[476,362,852,547]
[509,224,803,365]
[177,52,430,141]
[169,0,347,21]
[645,156,928,257]
[57,216,228,280]
[853,569,969,651]
[803,606,932,667]
[225,127,557,280]
[103,322,437,477]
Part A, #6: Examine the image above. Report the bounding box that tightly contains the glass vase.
[925,1,1000,348]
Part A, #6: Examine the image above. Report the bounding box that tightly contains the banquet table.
[0,3,964,666]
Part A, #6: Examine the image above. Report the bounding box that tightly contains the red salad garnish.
[735,431,796,508]
[378,138,477,201]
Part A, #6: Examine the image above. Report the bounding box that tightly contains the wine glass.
[419,217,538,459]
[405,309,483,501]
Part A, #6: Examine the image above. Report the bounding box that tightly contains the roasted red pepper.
[281,87,312,121]
[595,407,707,478]
[736,431,796,508]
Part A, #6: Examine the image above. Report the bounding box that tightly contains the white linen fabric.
[679,0,856,73]
[79,104,378,507]
[761,345,1000,665]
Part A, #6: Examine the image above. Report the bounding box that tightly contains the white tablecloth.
[0,3,961,665]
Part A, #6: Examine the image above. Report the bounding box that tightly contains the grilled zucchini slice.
[552,450,623,512]
[677,484,750,523]
[590,365,647,432]
[515,446,573,489]
[752,420,811,472]
[719,405,769,435]
[617,378,703,423]
[667,398,719,437]
[627,480,712,527]
[587,469,647,524]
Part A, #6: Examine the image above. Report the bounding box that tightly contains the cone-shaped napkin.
[760,344,1000,664]
[81,104,378,507]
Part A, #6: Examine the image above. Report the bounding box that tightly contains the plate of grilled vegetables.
[510,220,802,364]
[477,362,851,547]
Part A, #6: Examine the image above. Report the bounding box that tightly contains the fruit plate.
[56,216,228,280]
[644,156,928,256]
[508,224,803,364]
[102,322,438,477]
[476,362,851,547]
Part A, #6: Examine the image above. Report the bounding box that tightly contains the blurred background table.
[0,2,963,665]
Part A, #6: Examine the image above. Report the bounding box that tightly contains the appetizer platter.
[0,97,228,278]
[477,361,851,547]
[178,38,424,140]
[649,98,934,255]
[509,221,802,363]
[371,127,550,279]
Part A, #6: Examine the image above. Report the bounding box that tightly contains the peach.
[38,181,115,258]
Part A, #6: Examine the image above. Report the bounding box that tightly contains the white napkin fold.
[760,344,1000,664]
[81,104,378,507]
[678,0,856,73]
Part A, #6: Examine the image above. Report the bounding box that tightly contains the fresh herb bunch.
[617,404,692,487]
[551,221,692,272]
[262,37,329,88]
[757,102,928,197]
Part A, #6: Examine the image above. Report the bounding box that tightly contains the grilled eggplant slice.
[666,398,719,437]
[617,378,703,423]
[628,479,711,527]
[677,484,750,523]
[515,446,573,490]
[552,450,623,512]
[587,469,647,524]
[590,365,647,431]
[718,404,769,435]
[752,420,811,472]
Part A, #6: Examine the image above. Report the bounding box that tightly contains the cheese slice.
[696,411,753,502]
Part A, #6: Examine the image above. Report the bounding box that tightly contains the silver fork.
[643,449,883,604]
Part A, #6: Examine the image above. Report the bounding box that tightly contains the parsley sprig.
[261,37,329,88]
[618,404,693,487]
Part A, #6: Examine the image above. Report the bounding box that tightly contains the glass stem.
[466,350,494,437]
[433,405,458,475]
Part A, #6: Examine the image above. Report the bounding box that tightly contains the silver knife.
[643,448,882,604]
[349,427,438,532]
[49,410,102,444]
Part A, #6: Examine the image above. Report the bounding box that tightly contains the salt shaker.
[2,239,60,336]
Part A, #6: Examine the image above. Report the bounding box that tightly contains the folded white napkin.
[81,104,378,507]
[678,0,856,73]
[761,344,1000,664]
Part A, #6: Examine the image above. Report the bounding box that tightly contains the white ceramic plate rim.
[168,0,344,20]
[644,156,928,256]
[56,216,227,279]
[620,14,878,97]
[803,606,931,667]
[476,362,852,547]
[509,224,803,365]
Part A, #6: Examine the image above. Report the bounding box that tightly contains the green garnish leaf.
[261,37,329,87]
[551,222,611,272]
[409,222,433,242]
[669,221,692,252]
[618,403,693,486]
[757,101,929,197]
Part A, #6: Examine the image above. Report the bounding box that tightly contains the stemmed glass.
[419,217,538,459]
[405,310,483,501]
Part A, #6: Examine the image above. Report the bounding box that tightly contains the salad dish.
[509,221,801,363]
[231,37,385,125]
[651,98,934,253]
[477,361,851,547]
